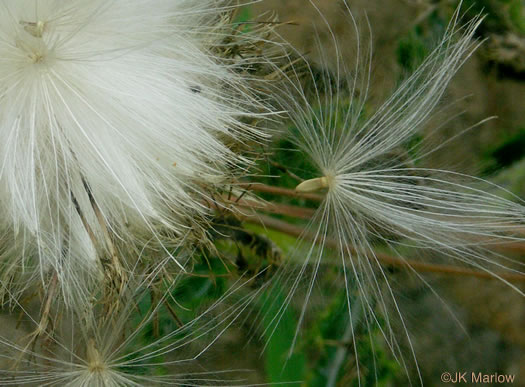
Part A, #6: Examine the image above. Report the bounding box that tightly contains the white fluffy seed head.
[287,9,525,263]
[0,0,263,306]
[266,3,525,382]
[0,274,265,387]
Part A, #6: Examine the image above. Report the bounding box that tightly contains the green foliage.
[233,6,254,33]
[305,291,353,386]
[118,256,233,377]
[483,128,525,174]
[491,158,525,198]
[461,0,525,35]
[245,223,299,256]
[260,286,306,386]
[267,137,319,189]
[396,11,446,73]
[173,258,229,312]
[397,28,429,72]
[508,0,525,34]
[301,291,401,387]
[353,327,402,387]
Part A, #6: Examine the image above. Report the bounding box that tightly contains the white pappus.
[0,273,265,386]
[0,0,263,306]
[265,4,525,384]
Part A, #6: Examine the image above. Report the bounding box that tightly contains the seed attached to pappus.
[20,20,46,38]
[295,176,330,193]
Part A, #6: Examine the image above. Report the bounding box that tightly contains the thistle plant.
[0,0,524,386]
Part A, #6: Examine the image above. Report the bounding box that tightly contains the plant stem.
[245,214,525,283]
[239,182,323,201]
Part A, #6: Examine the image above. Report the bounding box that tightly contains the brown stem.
[12,272,59,369]
[267,160,304,183]
[151,291,160,338]
[239,182,323,202]
[234,198,316,219]
[163,299,184,328]
[246,214,525,283]
[490,242,525,255]
[237,182,525,255]
[40,273,58,330]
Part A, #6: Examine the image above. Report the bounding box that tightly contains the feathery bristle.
[0,0,264,307]
[264,3,525,383]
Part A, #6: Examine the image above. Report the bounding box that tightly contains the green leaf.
[260,286,306,386]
